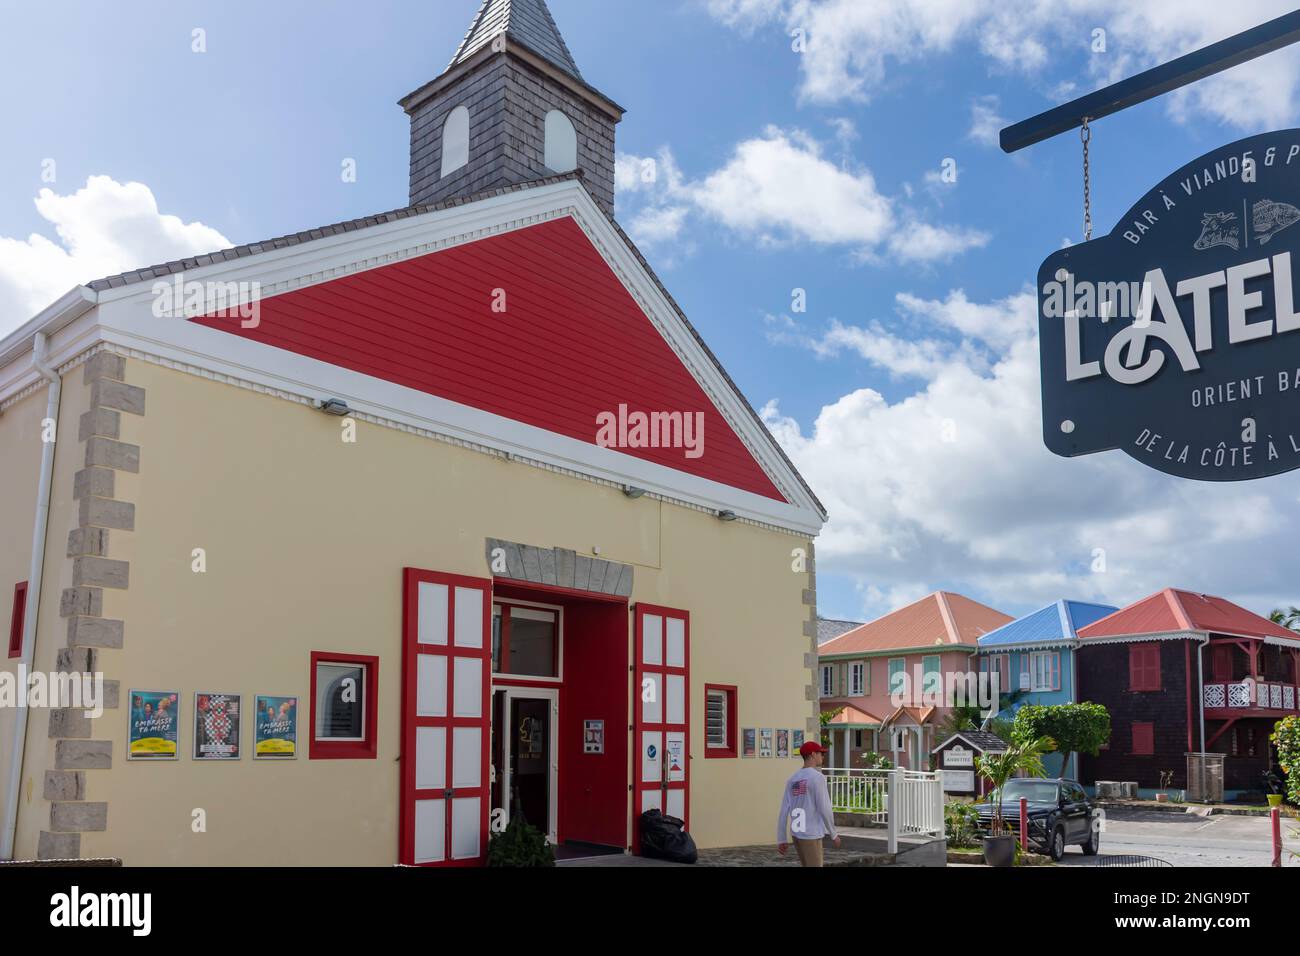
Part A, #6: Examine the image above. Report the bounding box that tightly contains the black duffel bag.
[638,809,698,864]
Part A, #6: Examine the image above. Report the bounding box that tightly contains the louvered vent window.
[707,689,728,749]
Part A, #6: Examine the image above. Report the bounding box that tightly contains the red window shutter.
[1212,646,1232,682]
[7,582,27,659]
[1132,722,1154,755]
[1130,643,1160,691]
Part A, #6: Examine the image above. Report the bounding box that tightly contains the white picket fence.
[821,768,944,853]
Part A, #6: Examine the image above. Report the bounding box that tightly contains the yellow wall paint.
[0,389,46,824]
[18,359,815,865]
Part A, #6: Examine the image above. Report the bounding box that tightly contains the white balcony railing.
[821,767,944,853]
[1202,681,1300,711]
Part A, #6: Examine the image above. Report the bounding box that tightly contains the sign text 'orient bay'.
[1039,129,1300,480]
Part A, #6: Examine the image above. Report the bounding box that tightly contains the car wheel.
[1082,825,1100,855]
[1050,825,1066,861]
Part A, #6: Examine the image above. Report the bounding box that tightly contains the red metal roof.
[1077,588,1297,640]
[821,700,883,726]
[191,216,786,501]
[818,591,1013,655]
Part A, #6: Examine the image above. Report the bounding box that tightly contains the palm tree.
[1270,607,1300,633]
[975,735,1054,835]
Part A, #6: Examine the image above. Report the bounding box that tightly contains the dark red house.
[1076,589,1300,797]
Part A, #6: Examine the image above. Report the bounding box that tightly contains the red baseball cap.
[799,740,829,758]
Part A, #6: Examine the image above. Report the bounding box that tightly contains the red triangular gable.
[191,216,785,501]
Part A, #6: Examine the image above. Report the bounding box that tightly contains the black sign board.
[1039,129,1300,480]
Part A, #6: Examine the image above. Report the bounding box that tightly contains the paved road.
[1054,808,1300,867]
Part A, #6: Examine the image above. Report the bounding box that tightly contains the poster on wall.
[742,728,756,757]
[127,690,180,760]
[194,693,242,760]
[759,728,773,758]
[776,729,789,758]
[792,729,805,752]
[254,695,298,759]
[584,719,604,754]
[665,733,686,782]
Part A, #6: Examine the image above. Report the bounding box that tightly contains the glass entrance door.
[491,687,558,843]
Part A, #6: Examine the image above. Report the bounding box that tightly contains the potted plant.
[975,735,1053,867]
[1156,770,1175,802]
[487,815,555,867]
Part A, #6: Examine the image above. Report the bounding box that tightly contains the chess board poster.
[194,692,242,760]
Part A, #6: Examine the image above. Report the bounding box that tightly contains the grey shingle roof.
[935,730,1009,753]
[450,0,582,80]
[818,618,863,645]
[86,173,583,292]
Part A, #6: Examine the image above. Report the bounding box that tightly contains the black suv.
[975,778,1100,861]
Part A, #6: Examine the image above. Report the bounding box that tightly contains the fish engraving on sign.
[1252,199,1300,245]
[1194,211,1239,251]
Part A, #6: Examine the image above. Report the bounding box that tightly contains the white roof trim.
[0,181,824,536]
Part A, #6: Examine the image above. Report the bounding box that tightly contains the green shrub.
[487,816,555,867]
[1271,716,1300,806]
[944,801,981,848]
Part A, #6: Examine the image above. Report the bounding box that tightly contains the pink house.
[818,592,1013,770]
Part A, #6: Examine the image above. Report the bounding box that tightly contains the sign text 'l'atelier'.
[1039,129,1300,481]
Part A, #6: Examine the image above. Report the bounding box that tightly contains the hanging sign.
[1039,129,1300,480]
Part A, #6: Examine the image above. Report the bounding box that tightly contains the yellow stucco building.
[0,0,826,866]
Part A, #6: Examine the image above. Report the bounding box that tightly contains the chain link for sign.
[1081,117,1092,242]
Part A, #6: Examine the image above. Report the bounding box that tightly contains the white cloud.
[765,286,1300,622]
[712,0,1300,129]
[618,127,985,263]
[0,175,230,337]
[968,94,1006,147]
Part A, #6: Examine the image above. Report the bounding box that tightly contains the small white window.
[849,662,865,697]
[543,110,577,172]
[441,105,470,178]
[820,664,834,697]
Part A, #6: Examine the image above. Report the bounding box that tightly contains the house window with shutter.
[849,662,865,696]
[704,684,737,758]
[1030,651,1061,691]
[922,655,941,697]
[1128,642,1162,691]
[980,653,1009,694]
[820,664,834,698]
[888,658,907,698]
[1131,721,1155,755]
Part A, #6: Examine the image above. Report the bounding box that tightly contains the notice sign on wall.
[1039,129,1300,481]
[584,719,604,754]
[944,745,973,768]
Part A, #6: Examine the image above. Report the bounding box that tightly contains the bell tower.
[400,0,624,216]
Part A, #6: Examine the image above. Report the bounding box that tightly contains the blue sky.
[4,0,1300,623]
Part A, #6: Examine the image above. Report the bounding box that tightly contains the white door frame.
[497,685,559,844]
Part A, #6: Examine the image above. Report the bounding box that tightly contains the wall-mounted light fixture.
[314,398,352,416]
[622,485,646,499]
[716,510,738,522]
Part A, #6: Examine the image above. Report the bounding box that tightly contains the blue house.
[976,600,1117,778]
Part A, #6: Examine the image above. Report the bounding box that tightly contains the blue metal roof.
[977,600,1117,649]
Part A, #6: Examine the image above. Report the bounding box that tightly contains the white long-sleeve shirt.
[776,767,838,843]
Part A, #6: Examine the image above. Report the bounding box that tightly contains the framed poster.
[776,729,789,758]
[759,728,773,758]
[584,719,604,754]
[792,729,805,751]
[254,695,298,759]
[127,690,180,760]
[194,693,241,760]
[742,727,756,757]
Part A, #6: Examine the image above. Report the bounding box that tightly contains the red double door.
[400,570,688,865]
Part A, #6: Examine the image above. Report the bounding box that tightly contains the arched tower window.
[441,105,470,178]
[543,110,578,173]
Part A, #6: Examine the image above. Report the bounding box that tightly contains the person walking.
[777,740,841,866]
